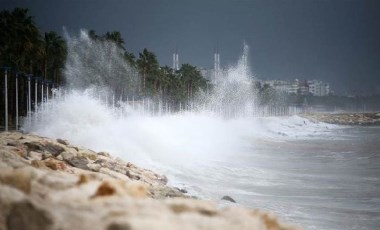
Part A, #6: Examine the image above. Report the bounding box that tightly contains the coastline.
[301,112,380,126]
[0,131,300,230]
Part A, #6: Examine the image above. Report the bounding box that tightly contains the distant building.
[297,79,310,95]
[172,49,179,71]
[257,78,331,96]
[308,80,330,96]
[262,80,294,93]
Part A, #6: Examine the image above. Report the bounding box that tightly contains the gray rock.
[126,170,141,180]
[179,188,188,194]
[28,151,43,161]
[0,150,28,168]
[24,142,43,152]
[221,195,236,203]
[43,142,65,157]
[98,151,111,158]
[65,156,90,170]
[6,200,54,230]
[107,222,132,230]
[61,151,77,161]
[6,141,19,147]
[56,138,69,145]
[87,163,101,172]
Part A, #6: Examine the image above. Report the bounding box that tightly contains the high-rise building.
[172,48,179,71]
[214,48,220,83]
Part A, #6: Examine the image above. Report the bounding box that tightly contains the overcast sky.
[2,0,380,94]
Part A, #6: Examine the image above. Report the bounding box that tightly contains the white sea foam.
[23,89,337,169]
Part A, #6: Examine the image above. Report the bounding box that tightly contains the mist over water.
[23,30,380,230]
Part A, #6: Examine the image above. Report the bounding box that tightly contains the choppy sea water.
[163,126,380,230]
[24,93,380,230]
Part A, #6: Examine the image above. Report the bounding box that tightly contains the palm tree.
[179,64,207,99]
[124,51,136,67]
[43,31,66,84]
[104,31,125,50]
[137,48,159,94]
[0,8,41,72]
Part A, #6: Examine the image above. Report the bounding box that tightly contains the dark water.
[168,126,380,230]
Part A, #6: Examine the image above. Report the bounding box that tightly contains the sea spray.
[23,30,337,169]
[64,29,139,98]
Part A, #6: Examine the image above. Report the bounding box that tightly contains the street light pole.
[4,68,8,131]
[35,77,38,112]
[28,74,32,120]
[15,73,19,130]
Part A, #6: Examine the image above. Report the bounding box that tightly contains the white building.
[308,80,330,96]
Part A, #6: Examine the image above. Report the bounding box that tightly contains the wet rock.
[24,142,43,152]
[126,169,141,180]
[94,157,127,174]
[0,149,29,168]
[98,151,111,158]
[56,155,63,161]
[56,138,69,145]
[166,199,218,216]
[32,159,67,171]
[3,146,27,158]
[6,140,19,147]
[87,163,102,172]
[6,200,54,230]
[221,195,236,203]
[99,168,131,181]
[107,222,132,230]
[302,112,380,126]
[61,150,77,160]
[179,188,188,194]
[65,156,90,170]
[43,142,65,157]
[0,132,301,230]
[150,185,187,199]
[0,167,37,194]
[29,151,43,160]
[92,180,148,199]
[78,149,98,161]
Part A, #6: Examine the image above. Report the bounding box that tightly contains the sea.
[23,93,380,230]
[23,31,380,229]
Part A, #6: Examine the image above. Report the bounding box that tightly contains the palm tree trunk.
[44,58,48,80]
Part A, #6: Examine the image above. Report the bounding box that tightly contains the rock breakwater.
[302,112,380,126]
[0,132,300,230]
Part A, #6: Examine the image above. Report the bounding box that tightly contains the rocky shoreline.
[0,131,300,230]
[302,112,380,126]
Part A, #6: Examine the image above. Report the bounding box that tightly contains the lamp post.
[35,76,38,112]
[15,72,19,130]
[3,67,11,131]
[41,79,44,104]
[27,74,32,120]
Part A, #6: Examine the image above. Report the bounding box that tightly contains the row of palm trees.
[0,8,67,84]
[0,8,209,127]
[0,8,67,128]
[87,30,208,104]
